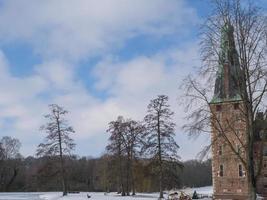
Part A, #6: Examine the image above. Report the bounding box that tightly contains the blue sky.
[0,0,265,160]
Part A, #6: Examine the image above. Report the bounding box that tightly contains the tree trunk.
[126,153,130,196]
[5,168,17,192]
[248,181,257,200]
[131,173,136,196]
[157,115,163,199]
[59,142,67,196]
[245,95,257,200]
[57,118,67,196]
[130,153,135,196]
[248,143,257,200]
[118,146,125,196]
[159,154,163,199]
[247,116,257,200]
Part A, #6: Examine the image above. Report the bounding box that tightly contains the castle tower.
[210,22,249,199]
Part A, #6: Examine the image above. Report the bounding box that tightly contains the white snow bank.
[40,192,161,200]
[39,187,213,200]
[184,186,213,195]
[0,192,42,200]
[0,186,213,200]
[39,192,62,200]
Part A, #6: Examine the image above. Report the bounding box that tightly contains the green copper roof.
[211,22,242,104]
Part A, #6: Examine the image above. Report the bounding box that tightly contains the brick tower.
[209,22,250,199]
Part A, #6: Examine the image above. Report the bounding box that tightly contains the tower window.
[234,103,239,110]
[216,105,222,112]
[239,164,244,177]
[219,165,224,177]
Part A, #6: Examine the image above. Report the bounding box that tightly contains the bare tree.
[37,104,75,196]
[0,136,21,191]
[106,116,126,196]
[123,119,145,196]
[106,116,146,196]
[143,95,179,199]
[182,0,267,199]
[0,136,21,159]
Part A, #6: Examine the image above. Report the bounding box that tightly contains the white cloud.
[0,0,198,60]
[34,61,74,89]
[94,44,200,100]
[0,1,208,160]
[0,42,207,160]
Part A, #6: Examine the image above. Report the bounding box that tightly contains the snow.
[0,192,42,200]
[0,186,213,200]
[40,192,161,200]
[182,186,213,195]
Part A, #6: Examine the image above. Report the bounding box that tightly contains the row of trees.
[0,141,211,192]
[106,95,180,198]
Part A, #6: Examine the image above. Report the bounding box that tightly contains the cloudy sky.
[0,0,266,160]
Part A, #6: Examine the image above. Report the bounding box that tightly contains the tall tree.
[106,116,126,196]
[123,119,145,196]
[182,1,267,199]
[143,95,179,199]
[106,117,145,196]
[37,104,75,196]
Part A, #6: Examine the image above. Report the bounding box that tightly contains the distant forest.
[0,153,211,192]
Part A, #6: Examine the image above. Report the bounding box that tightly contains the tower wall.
[210,101,249,199]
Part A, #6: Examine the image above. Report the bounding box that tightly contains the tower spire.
[211,22,242,103]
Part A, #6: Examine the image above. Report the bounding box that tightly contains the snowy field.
[0,186,212,200]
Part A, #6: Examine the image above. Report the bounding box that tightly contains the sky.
[0,0,266,161]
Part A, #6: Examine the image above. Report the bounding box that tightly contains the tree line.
[0,146,211,192]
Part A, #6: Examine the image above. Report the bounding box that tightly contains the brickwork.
[210,101,249,199]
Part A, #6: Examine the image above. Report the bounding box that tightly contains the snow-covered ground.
[0,192,42,200]
[182,186,213,196]
[40,192,163,200]
[0,186,213,200]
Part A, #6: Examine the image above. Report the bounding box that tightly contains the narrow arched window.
[239,164,243,177]
[219,165,224,177]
